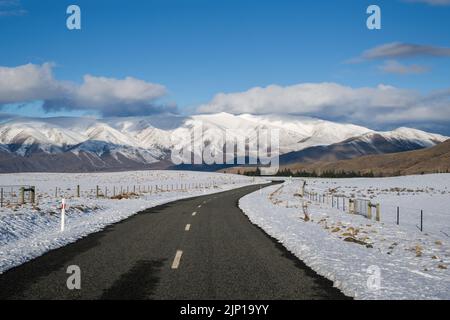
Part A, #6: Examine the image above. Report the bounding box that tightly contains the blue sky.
[0,0,450,133]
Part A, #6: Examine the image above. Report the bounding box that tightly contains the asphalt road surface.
[0,184,349,300]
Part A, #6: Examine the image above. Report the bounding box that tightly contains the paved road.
[0,184,349,300]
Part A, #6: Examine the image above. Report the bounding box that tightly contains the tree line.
[241,167,375,178]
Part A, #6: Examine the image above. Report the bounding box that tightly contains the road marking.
[171,250,183,269]
[198,205,202,208]
[192,211,196,216]
[185,224,191,231]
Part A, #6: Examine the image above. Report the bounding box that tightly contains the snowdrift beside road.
[239,174,450,299]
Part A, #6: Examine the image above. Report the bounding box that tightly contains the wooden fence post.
[76,185,80,198]
[96,185,100,198]
[376,204,381,222]
[367,202,372,220]
[19,187,25,205]
[420,210,423,232]
[30,186,36,204]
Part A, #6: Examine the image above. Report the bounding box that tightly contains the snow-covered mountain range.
[0,113,447,172]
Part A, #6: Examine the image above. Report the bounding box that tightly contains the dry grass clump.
[110,192,139,200]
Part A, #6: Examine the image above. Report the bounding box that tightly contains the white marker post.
[61,198,66,232]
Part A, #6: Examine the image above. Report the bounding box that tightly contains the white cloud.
[379,60,429,74]
[0,63,66,103]
[0,0,26,17]
[0,63,174,117]
[197,82,450,125]
[348,42,450,63]
[403,0,450,6]
[76,75,166,107]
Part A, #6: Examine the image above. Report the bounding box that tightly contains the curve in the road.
[0,184,350,300]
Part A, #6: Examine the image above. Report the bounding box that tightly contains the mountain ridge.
[0,113,447,173]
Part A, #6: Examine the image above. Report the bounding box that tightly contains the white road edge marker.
[192,211,197,216]
[171,250,183,269]
[185,224,191,231]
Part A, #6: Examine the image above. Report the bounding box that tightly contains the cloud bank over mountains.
[1,61,449,133]
[0,63,175,117]
[198,83,450,127]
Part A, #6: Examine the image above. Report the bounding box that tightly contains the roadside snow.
[0,170,267,274]
[302,174,450,236]
[239,174,450,300]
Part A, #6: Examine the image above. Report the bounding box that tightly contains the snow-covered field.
[240,174,450,299]
[0,170,266,274]
[302,174,450,236]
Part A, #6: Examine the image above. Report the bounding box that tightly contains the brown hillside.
[286,139,450,176]
[222,139,450,176]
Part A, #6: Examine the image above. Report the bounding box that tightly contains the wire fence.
[1,178,254,208]
[303,189,381,222]
[0,185,35,207]
[302,185,448,236]
[354,199,371,218]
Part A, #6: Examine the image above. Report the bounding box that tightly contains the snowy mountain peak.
[0,113,447,171]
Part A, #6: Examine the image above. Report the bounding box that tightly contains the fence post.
[96,185,100,198]
[19,187,25,205]
[30,186,36,204]
[76,185,80,198]
[60,198,66,232]
[420,210,423,232]
[55,187,58,198]
[367,202,372,219]
[397,207,399,225]
[0,187,3,207]
[376,204,381,222]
